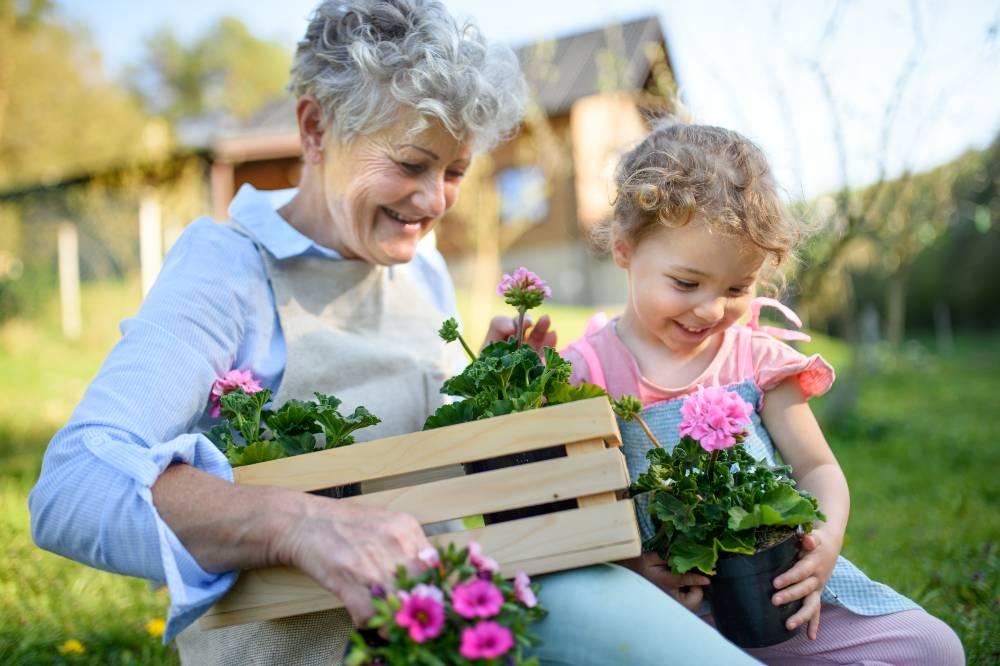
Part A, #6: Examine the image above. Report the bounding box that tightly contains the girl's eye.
[671,278,698,290]
[729,286,751,296]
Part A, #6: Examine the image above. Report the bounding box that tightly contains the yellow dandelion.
[58,639,86,655]
[146,617,167,638]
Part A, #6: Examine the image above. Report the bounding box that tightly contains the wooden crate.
[200,397,640,629]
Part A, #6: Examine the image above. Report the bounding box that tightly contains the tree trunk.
[886,270,907,350]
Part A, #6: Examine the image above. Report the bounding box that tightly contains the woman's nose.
[414,175,447,218]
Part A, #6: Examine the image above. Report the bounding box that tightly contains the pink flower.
[496,267,551,297]
[451,579,504,619]
[513,571,537,608]
[459,621,515,660]
[394,585,445,643]
[417,547,440,569]
[467,541,499,575]
[209,369,262,418]
[678,385,753,452]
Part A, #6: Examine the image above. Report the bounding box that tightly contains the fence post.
[57,222,81,340]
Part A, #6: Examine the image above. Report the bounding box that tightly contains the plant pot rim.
[714,530,799,579]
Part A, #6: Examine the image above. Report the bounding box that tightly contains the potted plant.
[426,268,606,523]
[614,388,825,648]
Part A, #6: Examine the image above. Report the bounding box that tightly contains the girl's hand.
[619,552,710,611]
[271,495,432,626]
[772,529,842,639]
[481,314,557,354]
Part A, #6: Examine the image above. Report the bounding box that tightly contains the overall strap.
[747,297,811,342]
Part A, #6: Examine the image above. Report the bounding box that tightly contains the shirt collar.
[227,184,343,260]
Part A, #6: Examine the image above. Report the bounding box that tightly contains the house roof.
[515,16,668,116]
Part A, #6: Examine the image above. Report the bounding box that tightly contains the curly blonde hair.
[598,120,800,290]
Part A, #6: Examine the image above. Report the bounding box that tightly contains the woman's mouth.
[381,206,425,227]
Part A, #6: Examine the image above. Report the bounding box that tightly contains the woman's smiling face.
[320,119,471,265]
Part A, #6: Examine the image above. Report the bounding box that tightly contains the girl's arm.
[760,377,849,639]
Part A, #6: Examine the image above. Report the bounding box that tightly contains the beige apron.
[176,222,463,665]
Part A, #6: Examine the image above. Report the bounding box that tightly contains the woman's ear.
[612,237,633,269]
[296,96,326,164]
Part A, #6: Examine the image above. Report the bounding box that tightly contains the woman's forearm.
[152,463,304,573]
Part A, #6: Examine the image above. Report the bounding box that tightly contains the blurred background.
[1,0,997,663]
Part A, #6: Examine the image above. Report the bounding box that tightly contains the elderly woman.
[29,2,759,664]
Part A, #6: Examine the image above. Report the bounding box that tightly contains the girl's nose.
[693,295,726,323]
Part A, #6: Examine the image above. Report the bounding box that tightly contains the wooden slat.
[234,397,620,492]
[347,448,627,524]
[565,438,619,508]
[201,500,640,629]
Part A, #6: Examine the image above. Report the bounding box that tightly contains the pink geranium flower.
[678,385,753,452]
[467,541,499,575]
[394,585,445,643]
[513,571,537,608]
[496,267,552,298]
[209,369,262,418]
[459,621,515,660]
[451,579,504,619]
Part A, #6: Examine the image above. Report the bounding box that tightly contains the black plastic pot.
[463,445,578,524]
[709,533,804,648]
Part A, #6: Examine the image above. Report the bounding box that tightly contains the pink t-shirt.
[561,316,835,408]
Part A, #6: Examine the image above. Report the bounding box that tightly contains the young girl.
[562,122,963,664]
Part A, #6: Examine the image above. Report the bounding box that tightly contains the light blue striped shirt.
[28,185,459,642]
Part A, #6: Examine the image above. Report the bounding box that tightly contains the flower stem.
[635,414,663,448]
[515,307,526,348]
[707,450,719,481]
[456,333,476,362]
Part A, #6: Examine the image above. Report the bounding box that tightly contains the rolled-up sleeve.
[28,218,265,642]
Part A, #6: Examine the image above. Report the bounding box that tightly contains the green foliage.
[345,542,546,666]
[130,16,291,122]
[208,389,381,467]
[0,2,150,190]
[631,438,824,575]
[423,336,606,430]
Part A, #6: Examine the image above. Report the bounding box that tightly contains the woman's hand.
[271,495,433,626]
[619,552,709,611]
[481,314,557,354]
[772,528,842,639]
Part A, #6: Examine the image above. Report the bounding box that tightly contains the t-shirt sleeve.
[751,331,835,400]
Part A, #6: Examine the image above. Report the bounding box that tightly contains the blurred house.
[209,16,677,306]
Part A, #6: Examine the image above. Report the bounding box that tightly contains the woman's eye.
[399,162,425,174]
[671,278,698,290]
[446,169,466,180]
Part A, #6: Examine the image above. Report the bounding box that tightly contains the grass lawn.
[0,279,996,664]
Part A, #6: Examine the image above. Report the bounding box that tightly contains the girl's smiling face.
[615,219,765,356]
[319,119,471,265]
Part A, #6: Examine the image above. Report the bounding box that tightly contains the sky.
[56,0,1000,200]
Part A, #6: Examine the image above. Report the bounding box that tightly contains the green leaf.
[669,537,719,575]
[225,440,287,467]
[728,484,823,530]
[274,431,317,457]
[264,399,320,437]
[716,531,756,556]
[219,388,272,444]
[314,399,381,449]
[204,423,235,453]
[422,400,478,430]
[547,382,608,405]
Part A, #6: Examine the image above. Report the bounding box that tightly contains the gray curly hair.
[289,0,526,151]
